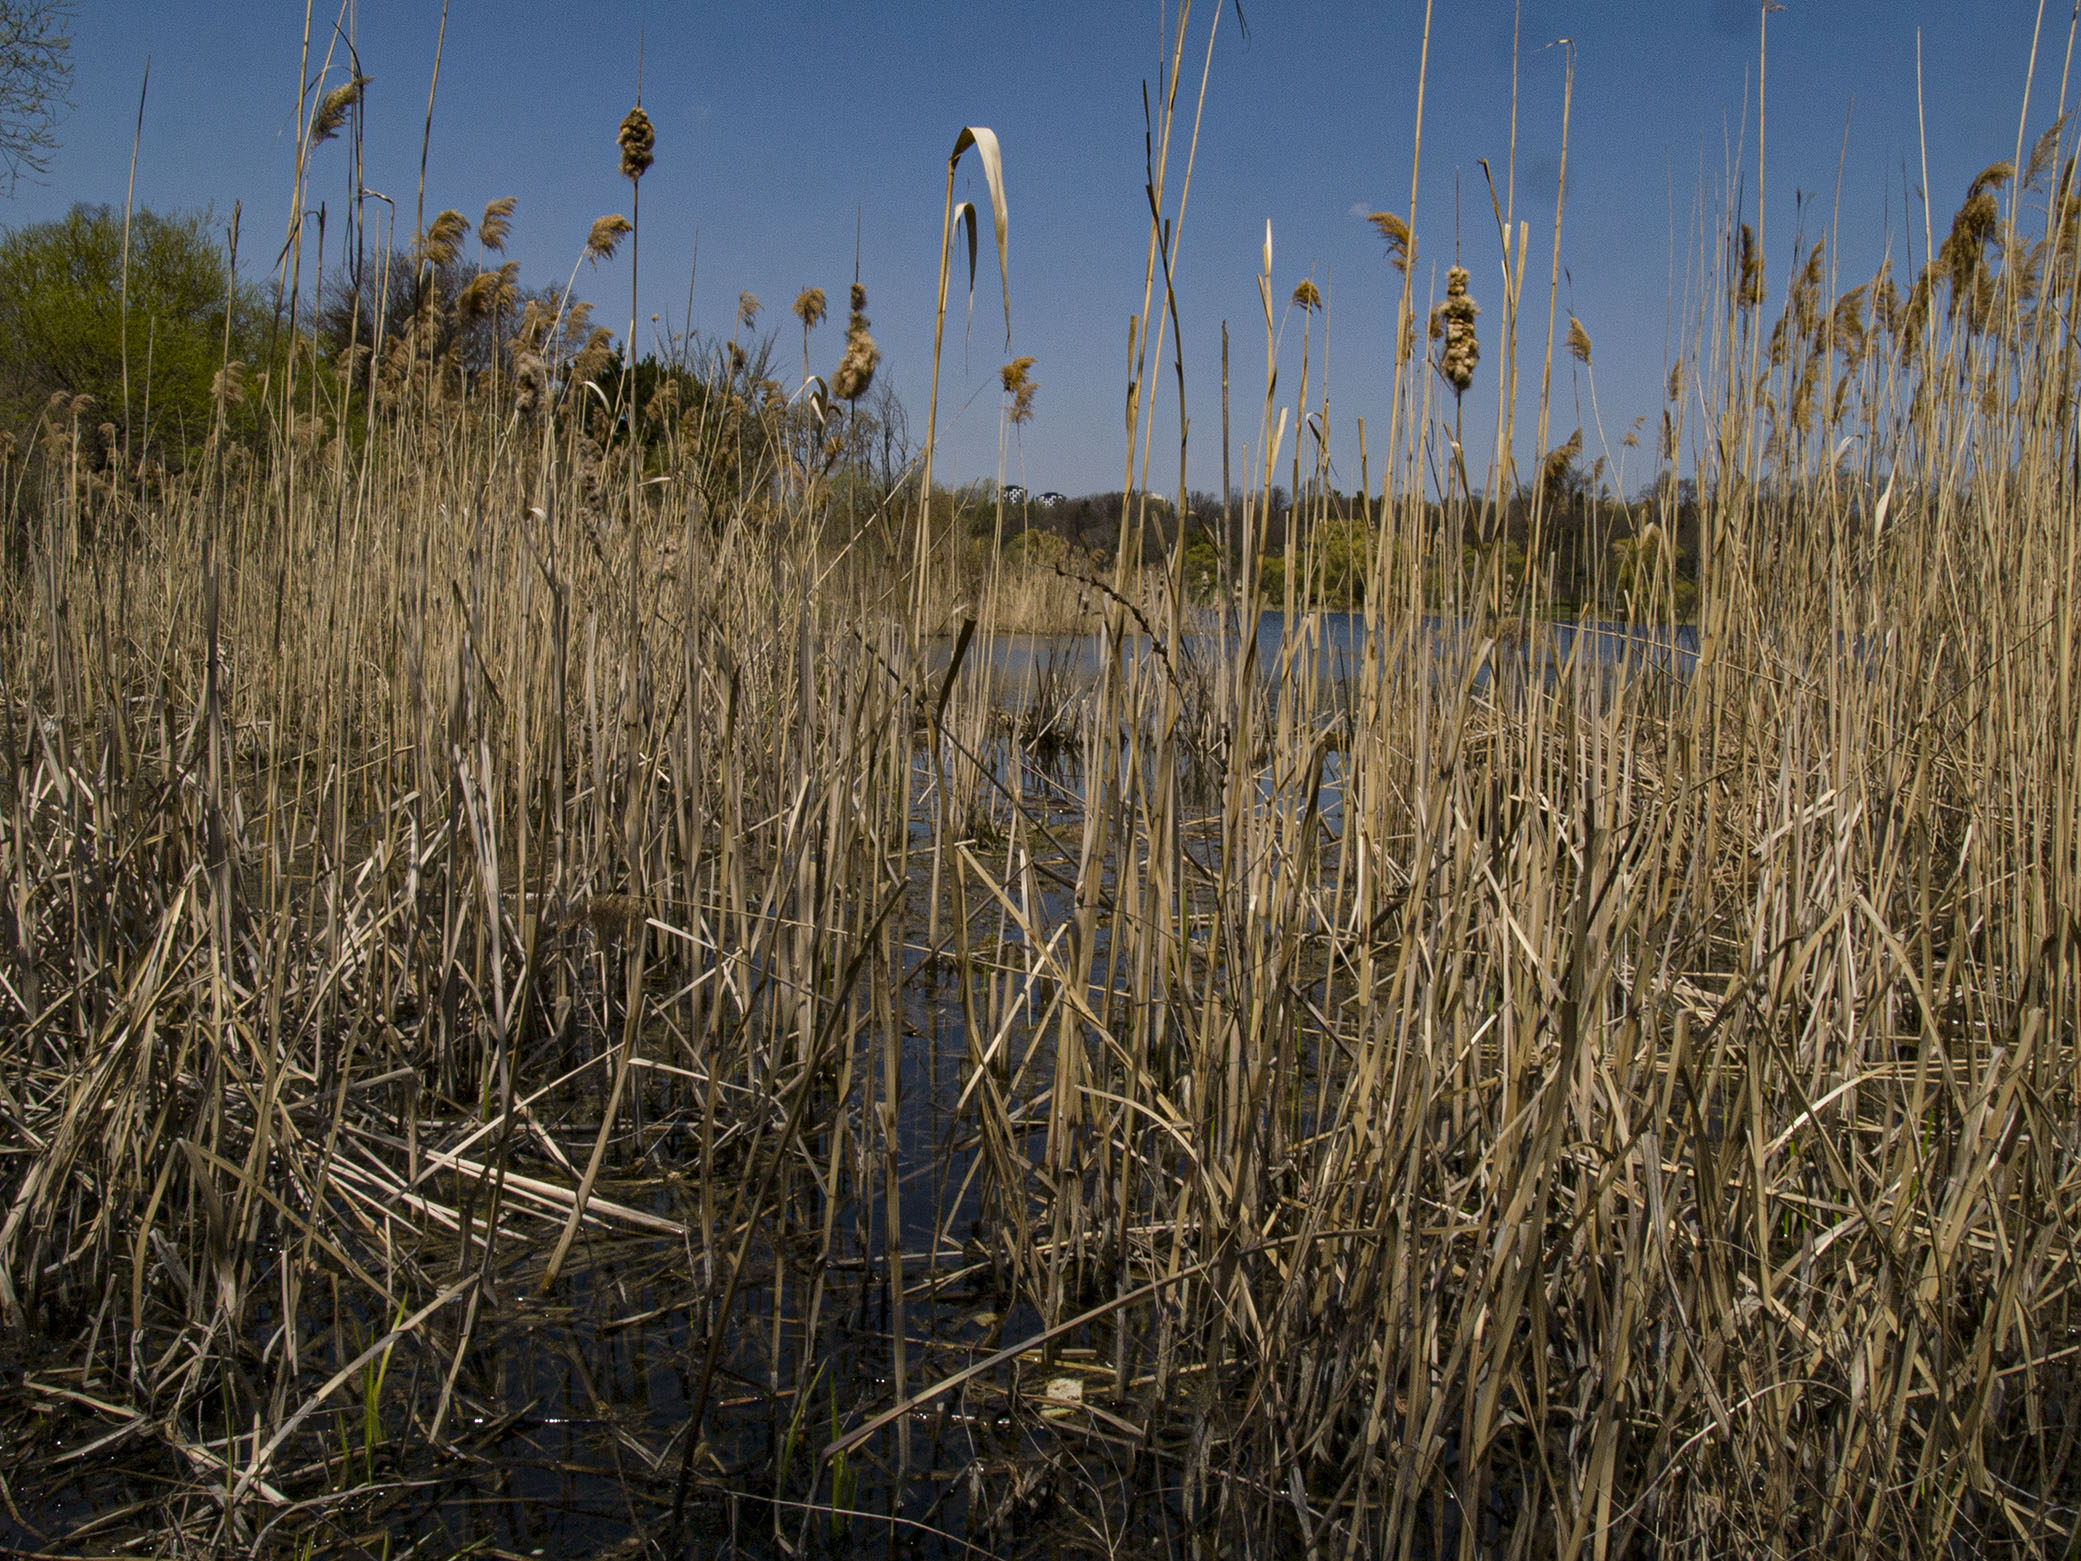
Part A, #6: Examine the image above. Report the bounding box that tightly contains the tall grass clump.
[0,5,2077,1557]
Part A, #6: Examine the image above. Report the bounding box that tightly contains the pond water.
[945,611,1702,704]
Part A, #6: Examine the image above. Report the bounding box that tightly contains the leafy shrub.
[0,203,273,461]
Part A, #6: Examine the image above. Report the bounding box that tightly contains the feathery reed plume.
[617,104,655,182]
[586,214,633,263]
[331,341,368,388]
[1429,265,1481,394]
[833,283,879,402]
[1564,313,1591,366]
[1537,426,1581,503]
[1940,163,2010,322]
[307,74,368,149]
[456,271,492,321]
[793,286,827,380]
[999,354,1038,424]
[456,261,519,323]
[572,326,615,385]
[210,360,247,407]
[1290,277,1322,312]
[1869,257,1899,335]
[2023,117,2063,195]
[1830,284,1868,361]
[478,196,516,253]
[418,208,469,268]
[1736,222,1766,308]
[511,297,551,352]
[1788,240,1826,335]
[738,291,761,329]
[1367,210,1412,274]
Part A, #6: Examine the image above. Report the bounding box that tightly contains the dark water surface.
[951,610,1701,700]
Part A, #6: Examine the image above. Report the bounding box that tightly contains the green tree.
[0,0,71,191]
[0,203,270,459]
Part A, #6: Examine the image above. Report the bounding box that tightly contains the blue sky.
[5,1,2067,500]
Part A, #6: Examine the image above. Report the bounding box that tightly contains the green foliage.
[1455,539,1530,598]
[1004,525,1074,570]
[1309,516,1373,608]
[1261,515,1375,608]
[0,203,271,459]
[1177,526,1225,599]
[1611,528,1699,621]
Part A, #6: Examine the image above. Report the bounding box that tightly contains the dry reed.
[0,9,2077,1560]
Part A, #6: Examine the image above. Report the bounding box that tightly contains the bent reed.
[1,8,2078,1558]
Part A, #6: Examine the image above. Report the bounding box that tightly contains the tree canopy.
[0,203,273,459]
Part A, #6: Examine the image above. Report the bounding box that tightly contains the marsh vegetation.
[1,5,2078,1557]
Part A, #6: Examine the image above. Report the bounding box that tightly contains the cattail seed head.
[618,104,655,181]
[1428,265,1481,396]
[833,285,879,402]
[513,352,548,415]
[833,333,879,402]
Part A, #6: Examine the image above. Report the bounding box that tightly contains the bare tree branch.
[0,0,74,193]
